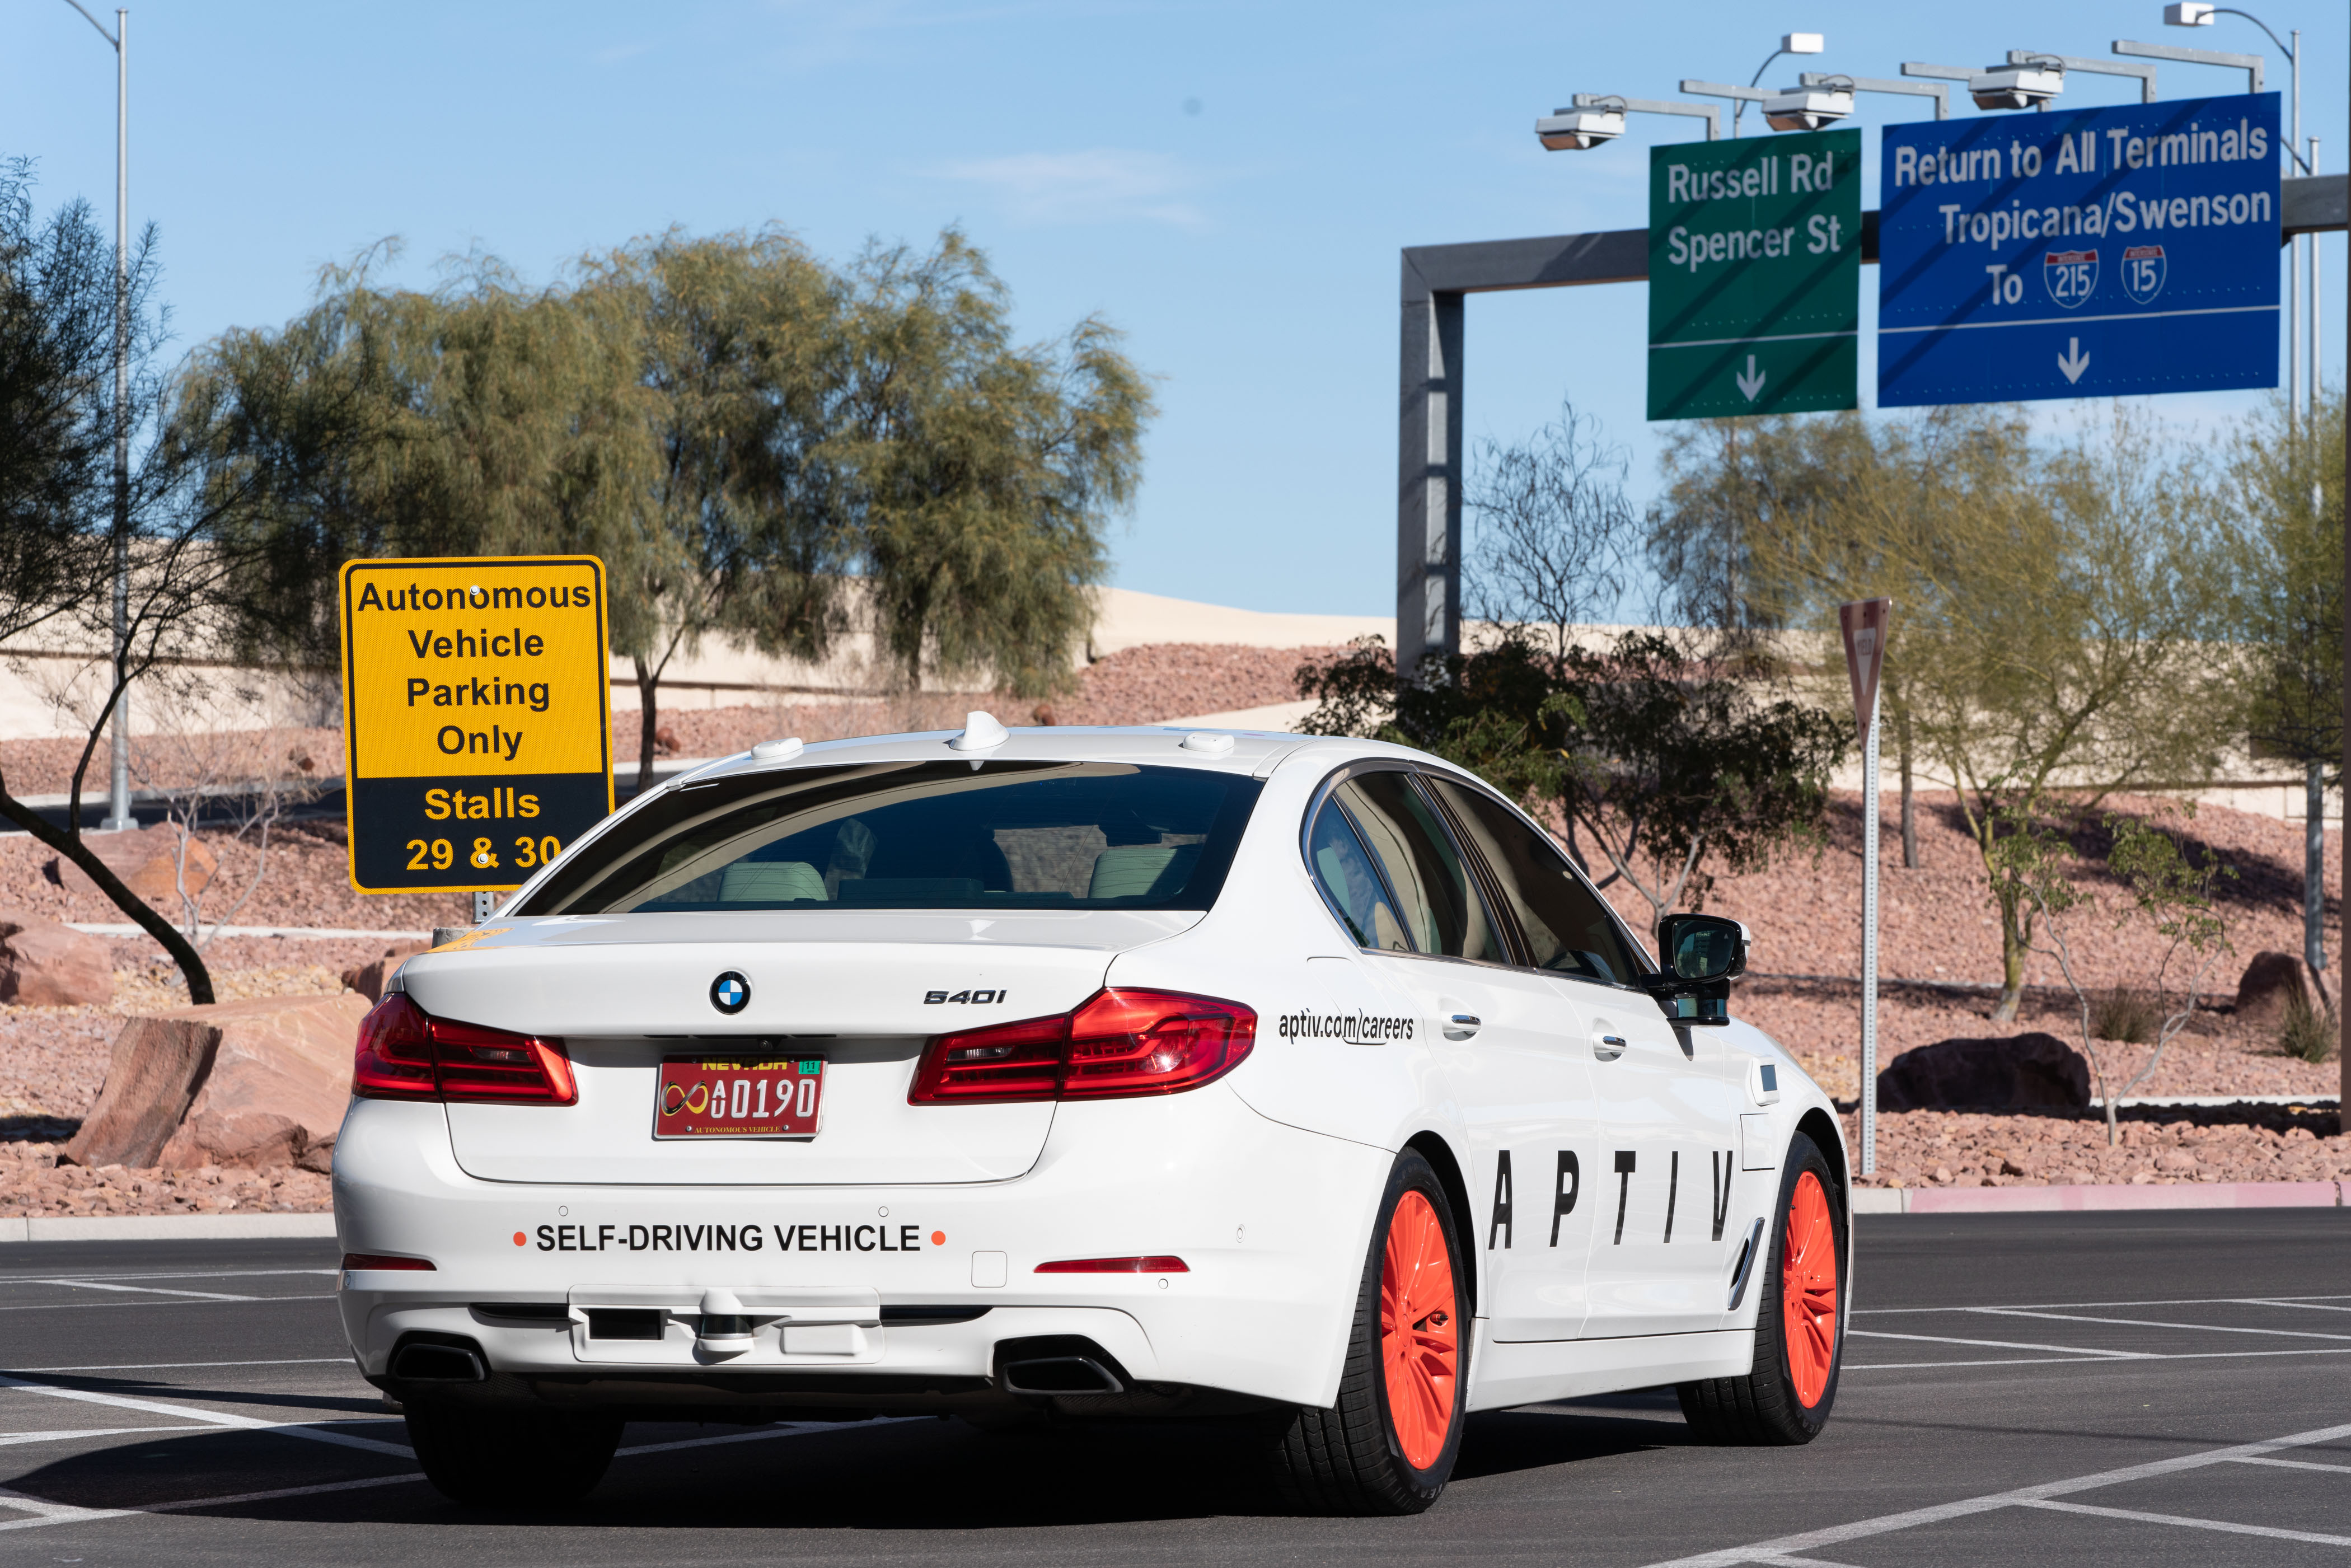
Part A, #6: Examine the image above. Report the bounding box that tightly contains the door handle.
[1443,1013,1481,1041]
[1592,1032,1628,1061]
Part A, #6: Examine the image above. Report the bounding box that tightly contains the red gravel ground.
[0,643,1338,793]
[1,651,2344,1210]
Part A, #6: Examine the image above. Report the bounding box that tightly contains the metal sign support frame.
[1395,173,2345,677]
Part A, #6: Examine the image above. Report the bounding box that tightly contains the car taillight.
[353,994,577,1106]
[1035,1256,1189,1274]
[341,1253,435,1271]
[909,988,1254,1105]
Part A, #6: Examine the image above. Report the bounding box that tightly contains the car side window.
[1426,778,1645,985]
[1306,799,1413,951]
[1333,773,1505,963]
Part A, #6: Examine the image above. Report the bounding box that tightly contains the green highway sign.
[1647,128,1860,421]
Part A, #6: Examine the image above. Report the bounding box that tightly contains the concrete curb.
[0,1213,336,1242]
[1853,1180,2346,1215]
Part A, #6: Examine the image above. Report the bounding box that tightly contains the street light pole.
[58,1,134,834]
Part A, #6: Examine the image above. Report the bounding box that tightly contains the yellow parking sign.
[339,556,613,893]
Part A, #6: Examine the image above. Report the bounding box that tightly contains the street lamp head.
[1537,104,1626,151]
[1970,63,2064,110]
[1782,32,1825,54]
[2163,3,2217,23]
[1763,84,1853,130]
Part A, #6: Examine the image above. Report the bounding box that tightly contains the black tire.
[405,1404,625,1505]
[1266,1149,1468,1515]
[1676,1131,1846,1446]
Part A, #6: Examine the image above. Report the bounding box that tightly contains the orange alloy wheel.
[1379,1190,1459,1469]
[1780,1171,1839,1407]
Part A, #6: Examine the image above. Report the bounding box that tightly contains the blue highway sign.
[1878,92,2279,407]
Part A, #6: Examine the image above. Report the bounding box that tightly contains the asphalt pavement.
[0,1211,2343,1565]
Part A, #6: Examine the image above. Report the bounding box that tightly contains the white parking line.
[1969,1308,2351,1343]
[1847,1330,2146,1359]
[0,1486,128,1529]
[2237,1298,2351,1314]
[2018,1497,2351,1546]
[1849,1346,2351,1371]
[0,1417,916,1532]
[2227,1454,2351,1475]
[0,1296,333,1315]
[1,1358,350,1374]
[0,1270,336,1284]
[0,1377,410,1458]
[1861,1293,2351,1315]
[1633,1420,2351,1567]
[0,1427,196,1447]
[23,1279,260,1302]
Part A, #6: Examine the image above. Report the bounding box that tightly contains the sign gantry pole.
[1839,599,1891,1176]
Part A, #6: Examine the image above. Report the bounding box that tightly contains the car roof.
[663,723,1437,787]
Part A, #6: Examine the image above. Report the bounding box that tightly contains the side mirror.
[1657,914,1748,982]
[1641,914,1749,1026]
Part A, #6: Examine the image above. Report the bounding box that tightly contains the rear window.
[513,760,1262,916]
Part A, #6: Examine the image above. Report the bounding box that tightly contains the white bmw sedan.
[335,719,1849,1515]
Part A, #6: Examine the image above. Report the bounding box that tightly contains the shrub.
[2092,986,2158,1044]
[2276,994,2339,1064]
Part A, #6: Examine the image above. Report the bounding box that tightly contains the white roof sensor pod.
[949,711,1010,752]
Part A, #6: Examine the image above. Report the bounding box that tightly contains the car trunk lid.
[396,910,1196,1186]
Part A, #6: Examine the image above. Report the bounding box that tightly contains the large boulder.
[48,826,216,903]
[341,939,428,1004]
[0,910,113,1005]
[65,993,367,1171]
[1876,1031,2091,1111]
[2235,951,2313,1031]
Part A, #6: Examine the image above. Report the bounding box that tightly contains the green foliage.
[0,164,263,1003]
[1296,628,1847,926]
[1982,802,2078,976]
[2276,994,2339,1064]
[181,227,1152,779]
[2090,987,2156,1045]
[2026,807,2233,1145]
[1680,403,2236,1019]
[2223,390,2344,775]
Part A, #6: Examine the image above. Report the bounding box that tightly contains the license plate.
[654,1057,825,1139]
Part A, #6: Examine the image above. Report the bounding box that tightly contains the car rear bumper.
[332,1086,1388,1413]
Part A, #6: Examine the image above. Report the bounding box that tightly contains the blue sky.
[1,0,2341,616]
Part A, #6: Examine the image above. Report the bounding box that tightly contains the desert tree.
[828,231,1151,700]
[0,162,289,1002]
[1462,397,1638,657]
[2221,390,2344,1003]
[2026,808,2232,1146]
[1739,405,2235,1019]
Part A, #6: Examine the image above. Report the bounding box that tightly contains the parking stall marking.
[0,1270,339,1284]
[0,1418,914,1533]
[1862,1293,2351,1314]
[0,1375,413,1458]
[1851,1346,2351,1371]
[18,1279,262,1302]
[1847,1330,2150,1359]
[2230,1454,2351,1475]
[0,1426,200,1448]
[4,1358,350,1374]
[1967,1307,2351,1343]
[1847,1291,2351,1373]
[2016,1497,2351,1547]
[1634,1419,2351,1567]
[0,1295,335,1316]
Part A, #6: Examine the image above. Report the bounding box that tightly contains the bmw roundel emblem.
[710,971,750,1015]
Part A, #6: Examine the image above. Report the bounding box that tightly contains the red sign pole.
[1839,599,1892,1177]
